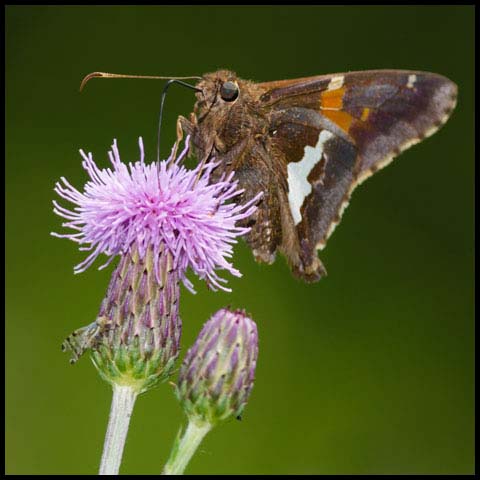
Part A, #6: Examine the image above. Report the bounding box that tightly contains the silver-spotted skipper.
[82,69,457,282]
[176,69,457,281]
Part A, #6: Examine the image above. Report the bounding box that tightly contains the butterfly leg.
[170,115,192,161]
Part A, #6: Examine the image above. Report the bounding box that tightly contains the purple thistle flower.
[52,137,261,292]
[176,308,259,425]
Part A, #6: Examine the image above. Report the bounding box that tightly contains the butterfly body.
[178,69,457,281]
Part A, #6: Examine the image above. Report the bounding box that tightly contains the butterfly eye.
[220,81,239,102]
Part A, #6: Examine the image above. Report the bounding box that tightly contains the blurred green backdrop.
[6,5,474,475]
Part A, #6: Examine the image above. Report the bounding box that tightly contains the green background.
[6,6,474,475]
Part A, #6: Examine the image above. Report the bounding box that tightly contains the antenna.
[79,71,202,92]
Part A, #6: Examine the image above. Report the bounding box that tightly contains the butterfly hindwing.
[265,112,358,280]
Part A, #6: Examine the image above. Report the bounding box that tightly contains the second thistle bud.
[176,308,258,426]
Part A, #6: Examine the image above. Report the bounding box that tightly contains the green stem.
[99,385,138,475]
[163,420,212,475]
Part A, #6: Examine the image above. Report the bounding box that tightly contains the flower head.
[52,137,260,292]
[176,308,258,425]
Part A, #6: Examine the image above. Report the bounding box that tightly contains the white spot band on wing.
[287,130,334,225]
[327,75,344,91]
[407,74,417,89]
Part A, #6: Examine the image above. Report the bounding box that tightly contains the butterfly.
[176,69,457,281]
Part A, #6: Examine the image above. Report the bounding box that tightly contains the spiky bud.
[62,243,181,394]
[176,308,258,425]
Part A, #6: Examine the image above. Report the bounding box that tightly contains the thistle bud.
[63,244,181,394]
[176,308,258,425]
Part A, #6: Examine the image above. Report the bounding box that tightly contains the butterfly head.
[194,70,242,120]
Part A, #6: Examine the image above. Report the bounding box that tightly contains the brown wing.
[259,70,457,281]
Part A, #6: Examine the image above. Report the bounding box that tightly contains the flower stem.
[163,420,212,475]
[99,385,138,475]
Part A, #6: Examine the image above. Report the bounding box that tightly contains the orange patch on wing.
[320,87,345,110]
[322,110,354,133]
[361,107,370,121]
